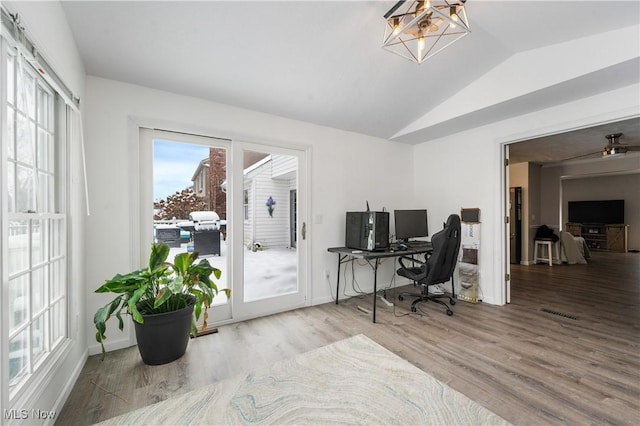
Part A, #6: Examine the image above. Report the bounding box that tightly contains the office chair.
[397,214,462,316]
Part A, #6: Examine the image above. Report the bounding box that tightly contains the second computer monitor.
[394,209,428,242]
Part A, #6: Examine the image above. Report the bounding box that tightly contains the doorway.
[502,117,639,307]
[140,129,232,324]
[139,129,309,327]
[509,187,522,264]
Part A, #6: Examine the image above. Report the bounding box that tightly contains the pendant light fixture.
[383,0,470,64]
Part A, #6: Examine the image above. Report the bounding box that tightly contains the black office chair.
[397,214,462,316]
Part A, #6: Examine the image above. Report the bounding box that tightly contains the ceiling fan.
[600,133,640,158]
[563,132,640,161]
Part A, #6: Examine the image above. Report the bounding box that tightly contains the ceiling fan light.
[601,132,628,158]
[602,145,627,158]
[603,151,626,158]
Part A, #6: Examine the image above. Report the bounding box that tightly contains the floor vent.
[541,308,578,320]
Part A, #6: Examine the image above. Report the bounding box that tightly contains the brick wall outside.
[208,148,227,220]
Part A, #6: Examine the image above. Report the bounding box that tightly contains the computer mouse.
[398,243,408,251]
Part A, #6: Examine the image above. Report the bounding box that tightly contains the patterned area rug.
[96,334,510,425]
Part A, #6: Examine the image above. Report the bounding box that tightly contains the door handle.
[302,222,306,240]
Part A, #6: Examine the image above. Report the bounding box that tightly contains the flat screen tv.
[568,200,624,224]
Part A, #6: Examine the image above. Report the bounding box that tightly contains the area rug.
[96,334,510,425]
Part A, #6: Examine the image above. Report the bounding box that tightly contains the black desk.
[328,242,433,323]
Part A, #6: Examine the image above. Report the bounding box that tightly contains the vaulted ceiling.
[59,1,640,159]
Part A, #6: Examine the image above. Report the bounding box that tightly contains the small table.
[328,243,433,323]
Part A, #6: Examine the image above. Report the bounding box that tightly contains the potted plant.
[93,243,228,365]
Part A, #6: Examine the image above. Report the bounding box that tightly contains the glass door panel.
[141,131,308,326]
[232,143,307,318]
[140,129,231,326]
[242,149,297,302]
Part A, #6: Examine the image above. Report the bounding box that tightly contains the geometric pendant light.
[383,0,470,64]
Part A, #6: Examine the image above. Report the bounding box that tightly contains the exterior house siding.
[272,154,296,179]
[243,155,297,248]
[192,161,207,198]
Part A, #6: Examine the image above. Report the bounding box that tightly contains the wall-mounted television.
[568,200,624,224]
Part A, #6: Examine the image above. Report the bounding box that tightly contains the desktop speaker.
[345,211,389,251]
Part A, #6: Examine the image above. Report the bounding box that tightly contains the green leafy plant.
[93,243,229,358]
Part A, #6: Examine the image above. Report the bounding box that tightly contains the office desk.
[328,243,433,323]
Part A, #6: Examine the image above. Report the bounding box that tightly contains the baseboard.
[88,335,135,356]
[312,295,335,305]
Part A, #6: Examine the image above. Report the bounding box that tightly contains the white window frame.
[1,36,69,403]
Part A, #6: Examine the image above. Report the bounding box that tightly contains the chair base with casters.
[397,279,456,316]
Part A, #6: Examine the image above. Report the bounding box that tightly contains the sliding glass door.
[139,129,232,324]
[231,142,308,319]
[139,130,308,326]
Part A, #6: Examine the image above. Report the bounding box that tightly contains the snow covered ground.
[169,238,297,304]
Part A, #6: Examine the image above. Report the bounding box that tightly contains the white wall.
[2,0,87,421]
[413,84,640,305]
[528,163,542,262]
[508,163,529,262]
[83,76,415,354]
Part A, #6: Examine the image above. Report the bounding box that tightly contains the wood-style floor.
[57,251,640,425]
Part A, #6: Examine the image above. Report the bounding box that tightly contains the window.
[2,45,68,397]
[243,189,249,221]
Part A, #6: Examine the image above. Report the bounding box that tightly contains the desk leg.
[372,258,379,323]
[335,254,342,305]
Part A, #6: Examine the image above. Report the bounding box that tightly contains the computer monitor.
[394,209,429,242]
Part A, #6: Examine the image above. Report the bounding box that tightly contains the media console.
[565,223,628,253]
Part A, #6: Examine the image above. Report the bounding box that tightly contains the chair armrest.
[398,255,426,270]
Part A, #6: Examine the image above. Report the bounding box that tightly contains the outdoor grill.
[181,211,222,256]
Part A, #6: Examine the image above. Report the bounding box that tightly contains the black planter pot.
[134,297,195,365]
